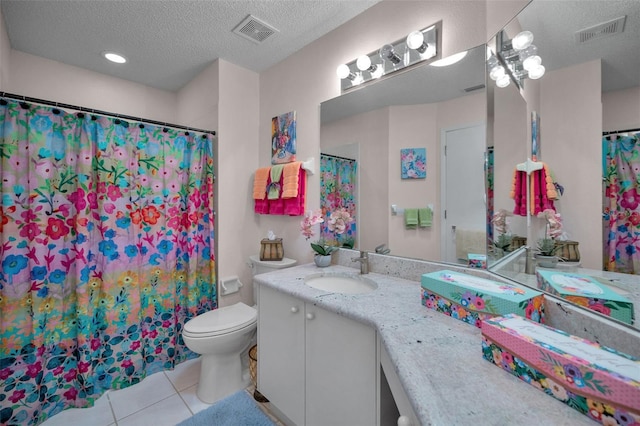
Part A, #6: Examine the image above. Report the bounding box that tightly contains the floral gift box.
[481,314,640,425]
[421,270,544,328]
[536,270,634,325]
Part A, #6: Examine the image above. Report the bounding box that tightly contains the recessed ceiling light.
[429,51,467,67]
[103,51,127,64]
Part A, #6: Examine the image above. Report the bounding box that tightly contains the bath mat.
[177,390,276,426]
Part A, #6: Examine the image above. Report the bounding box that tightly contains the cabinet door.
[258,285,305,426]
[305,305,377,426]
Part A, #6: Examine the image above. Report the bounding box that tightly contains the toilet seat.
[183,302,257,338]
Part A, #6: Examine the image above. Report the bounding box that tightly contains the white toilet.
[182,255,296,404]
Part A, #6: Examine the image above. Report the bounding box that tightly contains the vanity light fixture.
[488,30,546,89]
[337,23,439,92]
[356,55,383,79]
[379,44,402,65]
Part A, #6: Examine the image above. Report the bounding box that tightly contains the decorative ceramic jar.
[314,254,332,267]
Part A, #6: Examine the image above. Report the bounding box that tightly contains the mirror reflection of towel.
[418,208,432,227]
[404,209,418,229]
[455,228,486,260]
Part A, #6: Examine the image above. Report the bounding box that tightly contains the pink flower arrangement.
[300,209,324,240]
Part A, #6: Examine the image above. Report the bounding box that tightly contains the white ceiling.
[1,1,639,94]
[0,0,381,91]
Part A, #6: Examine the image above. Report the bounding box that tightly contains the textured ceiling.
[1,0,381,91]
[2,1,639,94]
[516,0,640,93]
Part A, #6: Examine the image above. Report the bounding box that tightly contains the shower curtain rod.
[603,127,640,136]
[0,91,216,136]
[321,152,356,162]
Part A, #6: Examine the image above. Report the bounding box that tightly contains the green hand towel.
[267,165,284,199]
[404,208,418,229]
[418,208,432,227]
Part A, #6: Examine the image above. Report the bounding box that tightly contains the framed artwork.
[531,111,540,160]
[271,111,297,164]
[400,148,426,179]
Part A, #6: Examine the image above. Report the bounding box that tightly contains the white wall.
[8,50,177,122]
[0,6,10,90]
[602,86,640,131]
[216,60,260,306]
[539,60,602,269]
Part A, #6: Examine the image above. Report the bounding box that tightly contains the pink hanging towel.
[283,168,306,216]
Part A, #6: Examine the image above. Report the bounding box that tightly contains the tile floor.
[40,357,283,426]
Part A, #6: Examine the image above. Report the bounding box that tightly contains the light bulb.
[522,55,541,71]
[406,31,425,50]
[496,74,511,88]
[512,31,534,51]
[336,64,351,79]
[489,65,505,81]
[518,45,538,61]
[370,65,384,79]
[356,55,372,71]
[528,64,546,79]
[352,73,364,86]
[379,44,401,64]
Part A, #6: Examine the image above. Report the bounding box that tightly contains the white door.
[441,123,487,264]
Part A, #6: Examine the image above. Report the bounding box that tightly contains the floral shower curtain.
[0,97,217,426]
[319,154,356,247]
[603,132,640,274]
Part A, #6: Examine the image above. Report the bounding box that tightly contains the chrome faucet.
[352,250,369,274]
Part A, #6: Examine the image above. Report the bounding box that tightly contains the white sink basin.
[304,272,378,294]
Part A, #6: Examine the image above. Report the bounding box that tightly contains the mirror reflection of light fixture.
[488,30,546,89]
[430,51,467,67]
[336,23,439,92]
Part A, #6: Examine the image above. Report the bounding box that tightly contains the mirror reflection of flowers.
[537,209,563,240]
[327,207,354,248]
[300,209,337,256]
[491,209,513,254]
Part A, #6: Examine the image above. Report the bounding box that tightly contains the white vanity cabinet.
[258,285,378,426]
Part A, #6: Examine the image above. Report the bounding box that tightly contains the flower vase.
[314,254,332,267]
[535,254,558,268]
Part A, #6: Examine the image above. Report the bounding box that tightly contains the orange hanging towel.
[282,161,302,198]
[253,167,271,200]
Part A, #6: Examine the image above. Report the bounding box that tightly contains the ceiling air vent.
[575,16,626,44]
[232,15,278,44]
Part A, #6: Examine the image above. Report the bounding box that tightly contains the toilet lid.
[183,302,257,336]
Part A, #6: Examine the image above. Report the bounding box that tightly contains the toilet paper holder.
[220,276,243,296]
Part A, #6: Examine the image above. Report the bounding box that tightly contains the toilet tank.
[249,255,297,276]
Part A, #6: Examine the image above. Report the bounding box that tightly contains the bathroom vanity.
[255,256,600,426]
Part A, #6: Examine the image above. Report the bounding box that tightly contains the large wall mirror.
[320,44,487,264]
[489,0,640,332]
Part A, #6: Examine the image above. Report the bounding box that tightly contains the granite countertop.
[254,263,594,426]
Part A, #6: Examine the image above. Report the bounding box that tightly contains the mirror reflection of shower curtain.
[603,132,640,274]
[320,154,357,247]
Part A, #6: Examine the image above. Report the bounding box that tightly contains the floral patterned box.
[536,270,634,325]
[467,253,487,269]
[421,270,544,328]
[481,314,640,425]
